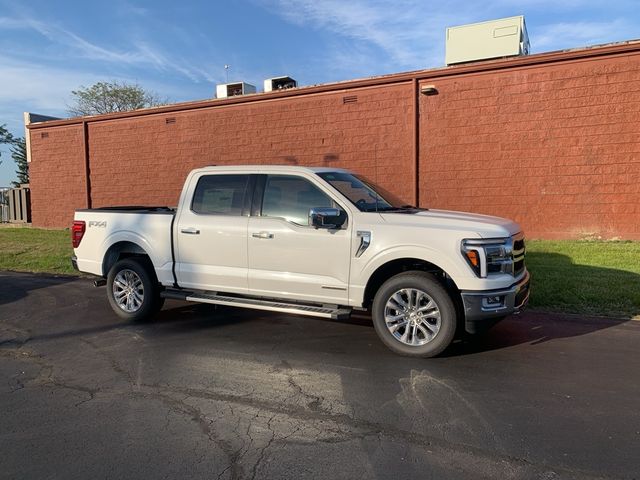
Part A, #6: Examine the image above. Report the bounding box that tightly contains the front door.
[248,174,352,304]
[175,173,250,293]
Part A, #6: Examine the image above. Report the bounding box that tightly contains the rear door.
[175,173,251,293]
[247,174,352,304]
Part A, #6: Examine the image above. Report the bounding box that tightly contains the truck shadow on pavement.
[141,304,631,360]
[0,302,252,348]
[0,272,77,306]
[443,311,630,357]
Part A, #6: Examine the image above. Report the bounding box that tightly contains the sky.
[0,0,639,185]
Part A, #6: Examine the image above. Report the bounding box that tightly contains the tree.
[11,138,28,187]
[0,124,14,144]
[0,123,15,167]
[1,126,28,185]
[67,81,167,116]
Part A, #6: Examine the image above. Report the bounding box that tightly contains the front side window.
[262,175,336,226]
[191,174,249,215]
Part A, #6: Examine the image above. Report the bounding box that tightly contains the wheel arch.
[362,257,461,310]
[102,241,152,277]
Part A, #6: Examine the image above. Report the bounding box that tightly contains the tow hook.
[94,279,107,287]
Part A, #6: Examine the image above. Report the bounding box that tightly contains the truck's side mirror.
[309,207,344,229]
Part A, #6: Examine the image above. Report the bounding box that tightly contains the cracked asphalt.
[1,272,639,480]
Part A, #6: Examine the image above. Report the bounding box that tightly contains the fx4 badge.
[88,220,107,228]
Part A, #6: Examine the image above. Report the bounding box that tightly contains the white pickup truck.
[72,165,529,357]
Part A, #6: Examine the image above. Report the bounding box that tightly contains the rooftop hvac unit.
[445,15,529,65]
[216,82,257,98]
[264,76,298,92]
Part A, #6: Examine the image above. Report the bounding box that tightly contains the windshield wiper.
[376,205,427,213]
[400,204,428,211]
[375,206,406,212]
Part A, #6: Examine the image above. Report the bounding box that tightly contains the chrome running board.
[162,290,351,320]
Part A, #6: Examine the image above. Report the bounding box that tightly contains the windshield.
[317,172,416,212]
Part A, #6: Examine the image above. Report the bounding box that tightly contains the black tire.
[106,257,163,321]
[372,272,457,358]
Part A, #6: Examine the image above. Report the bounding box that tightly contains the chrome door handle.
[181,227,200,235]
[252,232,274,239]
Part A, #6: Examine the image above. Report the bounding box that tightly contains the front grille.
[512,233,526,277]
[514,258,525,275]
[513,237,525,252]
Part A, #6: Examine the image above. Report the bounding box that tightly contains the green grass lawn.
[526,240,640,318]
[1,227,639,318]
[0,227,77,275]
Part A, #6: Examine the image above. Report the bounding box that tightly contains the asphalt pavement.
[1,271,639,480]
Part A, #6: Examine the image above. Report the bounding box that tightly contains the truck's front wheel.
[372,272,456,358]
[107,258,163,321]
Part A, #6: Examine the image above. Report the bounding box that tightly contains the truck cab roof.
[190,165,353,175]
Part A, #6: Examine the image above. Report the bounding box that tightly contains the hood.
[379,209,521,238]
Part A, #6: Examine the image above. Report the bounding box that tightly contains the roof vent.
[445,15,529,65]
[264,76,298,92]
[216,82,257,98]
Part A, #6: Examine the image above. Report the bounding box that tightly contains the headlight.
[461,237,513,277]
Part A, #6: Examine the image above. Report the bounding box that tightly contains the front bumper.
[460,270,531,334]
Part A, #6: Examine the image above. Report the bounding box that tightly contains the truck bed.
[76,206,175,214]
[73,207,176,284]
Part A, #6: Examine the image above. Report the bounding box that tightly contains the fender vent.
[165,117,176,125]
[342,95,358,104]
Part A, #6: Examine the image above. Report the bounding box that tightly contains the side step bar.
[161,290,351,320]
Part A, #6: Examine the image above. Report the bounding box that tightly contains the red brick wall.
[419,53,640,239]
[87,84,414,209]
[27,46,640,239]
[29,125,86,228]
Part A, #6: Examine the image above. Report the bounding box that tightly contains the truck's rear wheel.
[107,258,163,321]
[372,272,456,358]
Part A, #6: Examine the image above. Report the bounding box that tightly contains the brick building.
[26,41,640,239]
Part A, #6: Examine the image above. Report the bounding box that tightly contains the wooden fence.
[1,185,31,223]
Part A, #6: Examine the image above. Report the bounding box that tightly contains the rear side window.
[191,174,249,215]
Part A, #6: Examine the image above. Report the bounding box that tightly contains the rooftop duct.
[446,16,529,65]
[264,76,298,92]
[216,82,257,98]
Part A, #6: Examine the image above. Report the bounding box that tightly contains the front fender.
[349,244,474,306]
[363,245,468,284]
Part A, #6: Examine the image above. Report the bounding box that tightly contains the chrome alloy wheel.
[384,288,441,346]
[112,269,145,313]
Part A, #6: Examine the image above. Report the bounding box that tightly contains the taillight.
[71,220,86,248]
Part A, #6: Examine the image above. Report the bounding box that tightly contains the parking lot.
[1,271,639,479]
